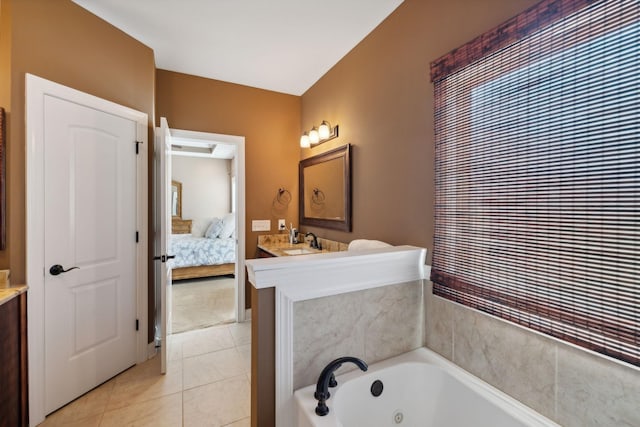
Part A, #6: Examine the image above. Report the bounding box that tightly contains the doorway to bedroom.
[170,152,237,333]
[155,125,246,342]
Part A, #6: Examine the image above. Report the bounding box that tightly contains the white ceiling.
[71,0,404,96]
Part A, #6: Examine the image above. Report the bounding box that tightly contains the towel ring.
[311,188,325,205]
[276,187,291,205]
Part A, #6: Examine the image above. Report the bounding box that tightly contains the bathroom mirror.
[299,144,351,231]
[171,180,182,218]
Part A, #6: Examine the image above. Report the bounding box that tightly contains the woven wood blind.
[431,0,639,367]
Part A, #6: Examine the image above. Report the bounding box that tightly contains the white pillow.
[205,217,223,239]
[219,213,235,239]
[191,218,212,237]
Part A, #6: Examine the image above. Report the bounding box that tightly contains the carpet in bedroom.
[171,276,235,334]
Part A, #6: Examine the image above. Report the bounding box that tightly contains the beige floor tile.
[115,356,164,384]
[183,375,250,427]
[106,360,183,411]
[169,330,190,344]
[168,338,184,361]
[182,325,235,358]
[40,413,103,427]
[236,343,251,375]
[42,380,114,425]
[183,347,246,390]
[100,392,182,427]
[172,277,235,333]
[228,322,251,346]
[223,417,250,427]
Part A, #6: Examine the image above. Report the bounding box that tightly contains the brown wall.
[300,0,539,263]
[3,0,155,336]
[155,70,301,262]
[0,0,11,113]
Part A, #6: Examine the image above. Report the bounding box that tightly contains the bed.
[169,216,236,280]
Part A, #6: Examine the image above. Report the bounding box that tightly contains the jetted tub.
[294,347,559,427]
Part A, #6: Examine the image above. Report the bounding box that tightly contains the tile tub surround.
[292,280,423,390]
[246,245,427,427]
[424,281,640,427]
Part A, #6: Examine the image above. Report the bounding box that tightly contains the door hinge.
[135,140,143,154]
[136,319,139,331]
[136,231,139,243]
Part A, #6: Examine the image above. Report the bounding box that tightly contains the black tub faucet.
[314,357,368,416]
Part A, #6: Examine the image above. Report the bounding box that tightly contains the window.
[431,0,639,367]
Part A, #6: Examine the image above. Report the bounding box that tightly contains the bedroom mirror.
[171,180,182,218]
[299,144,351,231]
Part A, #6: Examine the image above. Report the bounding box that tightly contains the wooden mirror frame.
[299,144,352,232]
[171,179,182,218]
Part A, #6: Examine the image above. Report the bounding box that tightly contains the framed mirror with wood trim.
[171,179,182,218]
[299,144,351,231]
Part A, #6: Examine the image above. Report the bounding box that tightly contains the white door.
[157,117,173,374]
[43,95,138,414]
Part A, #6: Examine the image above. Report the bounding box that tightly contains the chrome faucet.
[314,357,368,416]
[288,223,298,244]
[305,232,321,249]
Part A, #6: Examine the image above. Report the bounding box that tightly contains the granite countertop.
[257,233,347,257]
[0,284,28,306]
[258,241,325,257]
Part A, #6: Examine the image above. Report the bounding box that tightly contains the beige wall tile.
[556,344,640,427]
[424,282,454,360]
[293,281,423,390]
[293,290,366,390]
[362,281,423,361]
[452,304,556,419]
[424,291,640,426]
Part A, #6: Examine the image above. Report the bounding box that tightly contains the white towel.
[348,239,392,251]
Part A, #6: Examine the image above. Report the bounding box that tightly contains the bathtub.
[294,347,559,427]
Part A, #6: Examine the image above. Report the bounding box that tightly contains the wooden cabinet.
[0,292,28,427]
[171,218,192,234]
[256,247,275,258]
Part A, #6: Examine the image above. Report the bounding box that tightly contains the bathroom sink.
[283,248,315,255]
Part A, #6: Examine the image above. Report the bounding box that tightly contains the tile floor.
[41,321,252,427]
[172,277,236,333]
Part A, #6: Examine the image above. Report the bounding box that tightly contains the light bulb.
[318,121,330,140]
[300,133,310,148]
[309,127,320,144]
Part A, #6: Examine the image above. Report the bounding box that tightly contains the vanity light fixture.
[300,132,310,148]
[309,126,320,144]
[300,121,339,148]
[318,121,332,139]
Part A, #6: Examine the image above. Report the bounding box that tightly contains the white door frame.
[165,128,247,323]
[25,74,149,426]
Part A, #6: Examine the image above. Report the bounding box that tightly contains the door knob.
[49,264,80,276]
